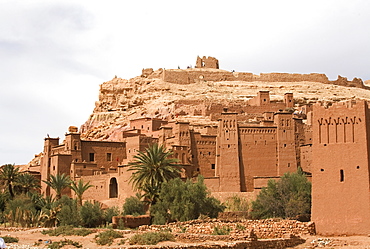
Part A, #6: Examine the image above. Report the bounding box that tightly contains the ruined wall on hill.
[162,69,366,88]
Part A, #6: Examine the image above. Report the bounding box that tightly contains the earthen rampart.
[162,69,365,89]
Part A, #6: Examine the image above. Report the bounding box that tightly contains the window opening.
[107,153,112,161]
[89,153,95,162]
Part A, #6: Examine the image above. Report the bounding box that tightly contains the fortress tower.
[312,100,370,235]
[274,111,297,175]
[216,112,241,192]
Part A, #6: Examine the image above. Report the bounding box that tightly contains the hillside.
[79,68,370,141]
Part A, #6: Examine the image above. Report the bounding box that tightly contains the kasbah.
[21,56,370,235]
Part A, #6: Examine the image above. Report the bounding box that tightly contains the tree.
[150,176,225,224]
[69,179,93,206]
[14,173,40,194]
[0,164,21,198]
[128,143,182,205]
[251,167,311,219]
[43,173,71,199]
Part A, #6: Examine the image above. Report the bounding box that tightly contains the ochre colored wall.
[312,101,370,235]
[238,127,278,191]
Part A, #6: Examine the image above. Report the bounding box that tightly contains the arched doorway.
[109,178,118,198]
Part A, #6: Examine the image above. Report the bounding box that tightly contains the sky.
[1,0,370,165]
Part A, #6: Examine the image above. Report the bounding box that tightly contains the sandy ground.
[2,227,370,248]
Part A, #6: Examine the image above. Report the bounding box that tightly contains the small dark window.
[288,163,290,167]
[83,165,86,168]
[340,169,344,182]
[357,166,360,169]
[211,164,215,169]
[208,152,211,156]
[320,168,324,172]
[89,153,95,162]
[284,144,287,147]
[107,153,112,161]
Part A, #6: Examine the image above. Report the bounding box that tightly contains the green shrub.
[95,229,124,246]
[151,176,225,224]
[3,235,19,243]
[41,226,93,236]
[55,196,81,226]
[80,201,104,228]
[73,228,94,236]
[212,226,232,235]
[129,232,174,245]
[122,196,145,216]
[104,206,120,223]
[48,239,82,249]
[251,167,311,219]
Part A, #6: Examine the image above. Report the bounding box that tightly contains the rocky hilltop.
[79,66,370,141]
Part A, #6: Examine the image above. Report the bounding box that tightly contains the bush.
[104,206,120,223]
[41,226,93,236]
[80,201,104,227]
[251,167,311,219]
[129,232,174,245]
[48,239,82,249]
[3,235,19,243]
[55,196,81,226]
[122,196,145,216]
[151,176,225,224]
[95,229,124,246]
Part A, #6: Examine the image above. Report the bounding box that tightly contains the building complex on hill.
[26,56,370,235]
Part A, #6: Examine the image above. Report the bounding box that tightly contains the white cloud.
[1,0,370,164]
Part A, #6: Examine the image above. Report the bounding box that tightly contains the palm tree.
[128,143,181,205]
[0,164,21,198]
[42,173,71,199]
[69,179,93,206]
[15,173,41,194]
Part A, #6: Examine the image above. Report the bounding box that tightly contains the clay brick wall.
[275,112,297,175]
[80,141,126,172]
[238,127,278,192]
[216,113,241,192]
[312,100,370,235]
[162,63,365,89]
[300,145,312,173]
[80,174,111,201]
[191,133,217,178]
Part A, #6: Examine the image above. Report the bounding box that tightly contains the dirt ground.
[2,227,370,249]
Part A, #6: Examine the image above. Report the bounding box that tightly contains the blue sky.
[1,0,370,165]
